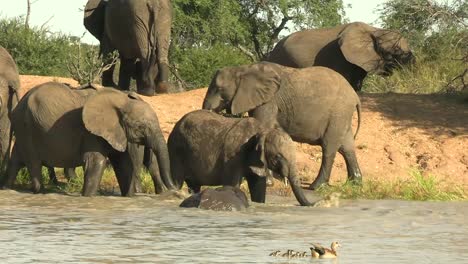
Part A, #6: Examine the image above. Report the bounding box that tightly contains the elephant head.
[82,88,173,189]
[338,22,414,76]
[203,63,282,115]
[84,0,107,41]
[247,128,312,206]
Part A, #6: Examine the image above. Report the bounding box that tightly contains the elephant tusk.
[284,177,289,186]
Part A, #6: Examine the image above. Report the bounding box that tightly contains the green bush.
[0,16,73,77]
[170,44,251,89]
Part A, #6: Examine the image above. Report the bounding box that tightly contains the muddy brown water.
[0,190,467,263]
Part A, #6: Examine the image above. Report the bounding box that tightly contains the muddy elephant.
[0,46,21,175]
[265,22,414,91]
[2,82,174,196]
[84,0,173,96]
[168,110,312,206]
[203,63,362,190]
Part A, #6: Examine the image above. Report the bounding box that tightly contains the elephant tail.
[354,102,361,140]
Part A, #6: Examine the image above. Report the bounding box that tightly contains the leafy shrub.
[0,16,73,77]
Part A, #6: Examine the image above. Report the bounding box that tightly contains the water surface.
[0,190,467,263]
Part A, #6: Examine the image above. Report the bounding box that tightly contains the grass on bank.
[315,169,467,201]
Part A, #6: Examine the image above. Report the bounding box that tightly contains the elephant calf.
[168,110,312,206]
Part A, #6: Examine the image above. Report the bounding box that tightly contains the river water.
[0,190,467,263]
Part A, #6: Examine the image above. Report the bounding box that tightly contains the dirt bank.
[20,75,468,190]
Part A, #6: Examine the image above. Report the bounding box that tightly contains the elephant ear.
[338,22,382,73]
[82,89,127,152]
[84,0,106,41]
[230,63,281,115]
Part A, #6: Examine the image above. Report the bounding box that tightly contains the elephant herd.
[0,0,414,207]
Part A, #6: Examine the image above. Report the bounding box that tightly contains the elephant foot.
[308,179,329,190]
[347,175,363,186]
[137,88,155,97]
[155,81,172,94]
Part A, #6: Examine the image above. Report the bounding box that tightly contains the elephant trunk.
[288,170,312,206]
[148,131,176,190]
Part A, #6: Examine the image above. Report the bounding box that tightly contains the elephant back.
[84,0,107,41]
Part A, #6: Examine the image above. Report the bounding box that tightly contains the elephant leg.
[27,161,42,194]
[309,145,338,190]
[82,152,107,197]
[102,61,117,87]
[47,166,59,185]
[143,147,167,194]
[154,0,172,93]
[245,173,267,203]
[64,167,77,181]
[118,58,135,91]
[2,145,23,189]
[155,63,171,94]
[136,57,157,96]
[108,151,137,197]
[339,129,362,185]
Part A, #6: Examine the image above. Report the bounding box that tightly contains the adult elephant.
[0,46,21,175]
[168,110,312,206]
[203,63,362,190]
[2,83,174,196]
[84,0,172,96]
[264,22,414,91]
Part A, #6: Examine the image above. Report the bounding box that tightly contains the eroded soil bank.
[19,75,468,190]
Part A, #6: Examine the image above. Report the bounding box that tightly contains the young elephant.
[168,110,312,206]
[203,63,362,190]
[3,82,174,196]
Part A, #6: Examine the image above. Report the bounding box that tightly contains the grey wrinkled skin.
[84,0,173,96]
[264,22,415,91]
[168,110,312,206]
[0,46,21,176]
[180,186,249,211]
[202,63,362,191]
[2,82,174,196]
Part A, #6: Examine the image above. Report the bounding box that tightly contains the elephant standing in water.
[168,110,312,205]
[84,0,173,95]
[0,46,21,175]
[3,83,175,196]
[203,63,362,190]
[265,22,414,91]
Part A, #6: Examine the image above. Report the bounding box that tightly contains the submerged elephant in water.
[3,82,175,196]
[265,22,414,91]
[168,110,312,206]
[180,186,249,211]
[203,63,362,190]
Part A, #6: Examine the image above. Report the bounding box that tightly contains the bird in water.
[310,241,341,258]
[281,249,295,258]
[269,250,281,256]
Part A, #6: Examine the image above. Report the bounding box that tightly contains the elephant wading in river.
[168,110,312,206]
[84,0,173,95]
[265,22,414,91]
[203,63,362,190]
[0,46,21,175]
[2,82,174,196]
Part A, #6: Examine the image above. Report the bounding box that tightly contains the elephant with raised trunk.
[168,110,312,206]
[84,0,173,96]
[265,22,414,91]
[3,82,174,196]
[0,46,21,175]
[203,63,362,190]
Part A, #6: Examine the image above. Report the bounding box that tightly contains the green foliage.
[364,0,468,93]
[171,44,251,89]
[317,170,467,201]
[0,16,73,77]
